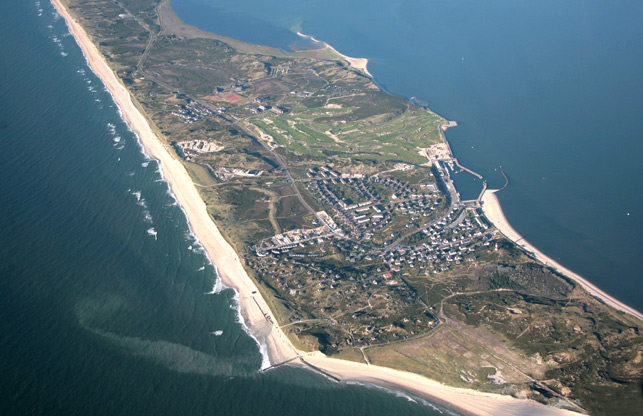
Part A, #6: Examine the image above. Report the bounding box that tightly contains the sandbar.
[297,31,372,77]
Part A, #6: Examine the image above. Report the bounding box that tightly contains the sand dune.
[481,189,643,321]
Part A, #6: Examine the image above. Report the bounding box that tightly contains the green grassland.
[248,106,441,165]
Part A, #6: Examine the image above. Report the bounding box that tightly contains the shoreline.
[302,353,581,416]
[297,31,372,77]
[165,0,641,324]
[480,188,643,321]
[50,0,298,366]
[295,18,641,324]
[51,1,586,414]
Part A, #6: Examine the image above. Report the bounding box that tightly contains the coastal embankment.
[51,0,585,414]
[481,187,643,321]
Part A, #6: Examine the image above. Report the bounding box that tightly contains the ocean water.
[173,0,643,311]
[0,1,451,415]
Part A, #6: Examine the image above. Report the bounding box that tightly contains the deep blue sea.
[0,1,452,414]
[173,0,643,311]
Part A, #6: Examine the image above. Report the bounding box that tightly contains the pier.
[260,355,300,372]
[497,169,509,191]
[252,296,274,325]
[298,357,341,382]
[452,157,483,180]
[478,169,509,203]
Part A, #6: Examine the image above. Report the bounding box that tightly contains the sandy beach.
[481,189,643,321]
[53,0,586,414]
[49,0,298,367]
[297,31,372,77]
[303,353,581,416]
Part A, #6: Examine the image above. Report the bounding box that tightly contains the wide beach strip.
[50,0,297,366]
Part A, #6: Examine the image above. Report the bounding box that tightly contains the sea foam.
[344,381,452,414]
[205,264,225,294]
[67,30,269,372]
[229,290,271,370]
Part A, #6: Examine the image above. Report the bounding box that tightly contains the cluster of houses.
[320,83,359,94]
[255,226,332,255]
[305,166,441,241]
[173,139,222,160]
[333,207,494,273]
[248,96,287,115]
[171,102,213,123]
[249,105,285,115]
[290,90,312,98]
[310,179,390,239]
[214,167,263,180]
[379,215,493,273]
[310,179,387,240]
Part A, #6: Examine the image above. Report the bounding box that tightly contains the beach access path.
[52,1,586,414]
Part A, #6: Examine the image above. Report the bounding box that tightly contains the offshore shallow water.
[173,0,643,311]
[0,1,452,415]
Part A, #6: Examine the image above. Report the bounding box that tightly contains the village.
[254,161,494,265]
[245,160,500,351]
[170,98,215,123]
